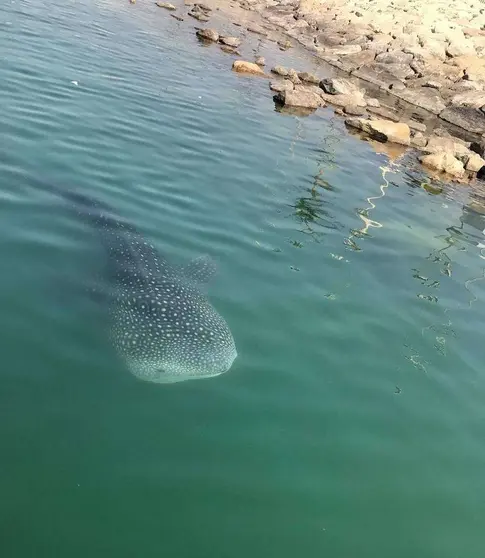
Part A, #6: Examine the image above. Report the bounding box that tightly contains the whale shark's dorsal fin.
[181,255,217,286]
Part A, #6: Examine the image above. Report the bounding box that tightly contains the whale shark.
[54,188,237,384]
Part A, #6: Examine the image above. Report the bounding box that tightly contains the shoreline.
[140,0,485,183]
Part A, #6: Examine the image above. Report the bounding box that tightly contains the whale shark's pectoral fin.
[181,255,217,286]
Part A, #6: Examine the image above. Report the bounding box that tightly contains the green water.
[2,0,485,556]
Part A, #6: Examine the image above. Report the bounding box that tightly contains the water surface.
[1,1,485,556]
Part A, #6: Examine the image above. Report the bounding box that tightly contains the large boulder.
[419,152,465,178]
[392,87,446,114]
[232,60,265,75]
[345,118,411,145]
[439,106,485,134]
[275,86,325,109]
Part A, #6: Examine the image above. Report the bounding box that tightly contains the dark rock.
[470,140,485,157]
[440,106,485,134]
[171,13,184,21]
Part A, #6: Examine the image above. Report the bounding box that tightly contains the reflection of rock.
[275,105,317,117]
[232,60,265,75]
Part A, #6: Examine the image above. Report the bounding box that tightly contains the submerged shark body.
[59,190,237,383]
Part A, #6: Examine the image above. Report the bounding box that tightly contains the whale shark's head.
[110,271,237,384]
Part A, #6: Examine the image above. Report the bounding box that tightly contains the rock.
[423,136,471,160]
[171,13,184,21]
[271,65,289,77]
[130,0,136,4]
[344,104,366,116]
[450,90,485,109]
[375,62,415,80]
[320,92,366,108]
[367,105,400,121]
[195,3,211,11]
[219,36,241,48]
[318,44,362,56]
[269,80,294,93]
[189,10,209,21]
[298,71,320,84]
[246,24,268,36]
[334,107,346,116]
[156,1,176,9]
[353,65,403,90]
[255,56,265,66]
[422,39,447,61]
[196,28,219,42]
[411,58,463,81]
[275,86,324,109]
[466,153,485,172]
[319,77,363,96]
[232,60,265,75]
[440,107,485,134]
[345,118,411,145]
[407,120,427,133]
[220,45,240,55]
[287,69,301,85]
[278,39,292,51]
[375,50,413,65]
[470,140,485,157]
[419,152,465,178]
[337,49,378,73]
[392,87,446,114]
[446,40,476,58]
[315,32,346,48]
[411,132,428,148]
[366,98,380,108]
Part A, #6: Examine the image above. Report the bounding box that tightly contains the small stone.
[287,69,301,85]
[271,65,289,77]
[219,36,241,48]
[255,56,265,66]
[171,13,184,21]
[269,80,294,93]
[466,152,485,172]
[407,120,427,133]
[298,72,320,84]
[419,152,465,178]
[156,1,176,9]
[366,98,380,108]
[232,60,265,75]
[196,28,219,42]
[129,0,136,4]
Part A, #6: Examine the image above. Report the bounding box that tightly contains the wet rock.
[345,118,411,145]
[269,80,294,93]
[156,2,176,9]
[419,152,465,178]
[232,60,265,75]
[320,77,363,96]
[466,152,485,172]
[440,106,485,134]
[411,132,428,148]
[271,65,289,77]
[196,28,219,42]
[298,71,320,84]
[375,50,414,65]
[344,104,366,116]
[219,36,241,48]
[275,86,325,109]
[450,90,485,109]
[392,87,446,114]
[334,107,346,116]
[255,56,265,66]
[130,0,136,4]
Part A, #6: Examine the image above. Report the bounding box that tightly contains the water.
[1,1,485,556]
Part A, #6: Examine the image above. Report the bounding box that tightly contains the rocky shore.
[140,0,485,182]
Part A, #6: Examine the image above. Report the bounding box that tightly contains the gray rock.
[196,28,219,42]
[344,104,366,116]
[189,10,209,22]
[392,87,446,114]
[246,24,268,36]
[375,50,414,65]
[353,65,403,90]
[269,80,294,93]
[337,49,378,73]
[375,62,415,80]
[320,92,367,107]
[411,132,428,148]
[275,86,324,109]
[287,69,301,84]
[470,140,485,157]
[450,90,485,109]
[315,32,346,48]
[318,44,362,56]
[319,77,363,96]
[271,65,289,77]
[156,1,176,9]
[367,105,400,122]
[255,56,265,66]
[298,71,320,84]
[407,120,427,133]
[366,97,380,108]
[219,36,241,48]
[440,106,485,134]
